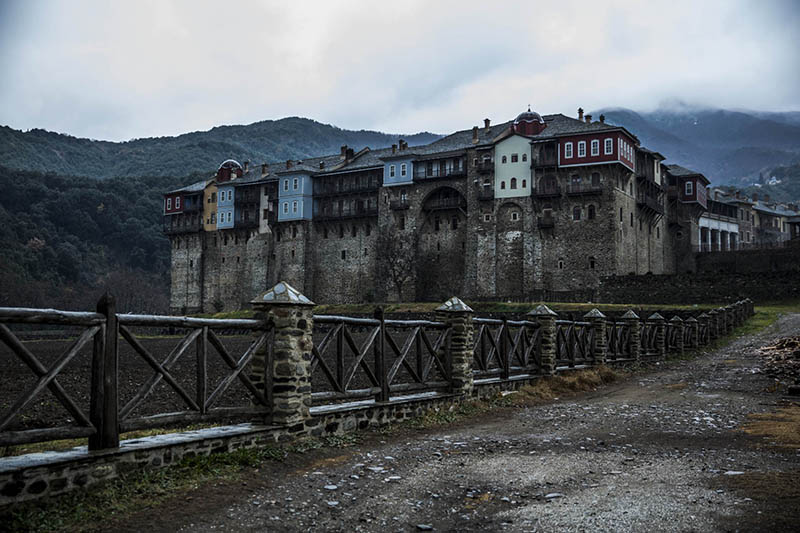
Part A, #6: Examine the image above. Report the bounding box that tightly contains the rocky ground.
[111,314,800,532]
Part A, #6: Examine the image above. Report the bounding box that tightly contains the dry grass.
[741,404,800,449]
[512,366,620,403]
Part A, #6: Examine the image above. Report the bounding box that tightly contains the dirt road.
[115,314,800,532]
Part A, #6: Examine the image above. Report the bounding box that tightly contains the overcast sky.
[1,0,798,142]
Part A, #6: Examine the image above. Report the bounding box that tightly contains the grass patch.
[741,404,800,450]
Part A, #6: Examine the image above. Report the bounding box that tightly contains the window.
[502,155,507,164]
[588,205,596,220]
[292,225,297,238]
[591,139,599,156]
[400,163,406,177]
[452,216,458,229]
[351,225,357,237]
[283,180,289,192]
[657,226,660,239]
[323,227,328,239]
[339,225,344,238]
[341,250,346,260]
[522,179,527,188]
[564,142,573,159]
[558,259,564,270]
[685,181,693,195]
[511,212,519,221]
[522,153,528,162]
[578,141,586,158]
[366,224,371,236]
[618,138,623,157]
[573,206,581,221]
[511,153,518,163]
[293,178,299,190]
[619,207,623,221]
[175,197,181,209]
[211,192,217,202]
[167,198,172,210]
[510,178,517,189]
[434,216,440,231]
[605,138,613,155]
[390,165,395,177]
[630,212,634,227]
[399,216,405,230]
[292,200,298,213]
[500,181,506,190]
[484,214,491,222]
[589,257,596,270]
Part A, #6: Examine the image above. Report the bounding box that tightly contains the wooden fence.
[0,293,754,452]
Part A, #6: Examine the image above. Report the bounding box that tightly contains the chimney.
[484,118,491,130]
[599,114,605,124]
[764,194,770,203]
[399,139,406,151]
[340,145,348,158]
[752,193,758,202]
[261,163,268,176]
[319,161,325,169]
[346,147,354,159]
[243,160,250,174]
[286,160,293,169]
[585,114,592,123]
[392,143,397,154]
[578,107,584,121]
[472,126,479,143]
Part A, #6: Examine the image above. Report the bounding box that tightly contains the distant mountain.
[593,106,800,185]
[0,118,442,179]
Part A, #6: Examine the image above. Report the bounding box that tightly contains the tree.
[376,231,417,302]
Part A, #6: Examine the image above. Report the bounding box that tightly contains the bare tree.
[376,231,417,302]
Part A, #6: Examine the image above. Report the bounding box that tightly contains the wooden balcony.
[414,167,466,180]
[477,161,493,174]
[636,194,665,215]
[423,197,467,212]
[314,206,378,221]
[533,184,562,198]
[566,184,603,196]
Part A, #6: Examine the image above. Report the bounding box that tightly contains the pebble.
[545,493,564,500]
[324,485,338,490]
[417,525,433,531]
[326,501,339,507]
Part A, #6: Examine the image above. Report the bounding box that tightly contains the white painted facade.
[494,135,532,199]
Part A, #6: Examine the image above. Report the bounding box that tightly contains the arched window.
[522,153,528,162]
[522,179,527,188]
[589,257,596,269]
[573,206,581,221]
[510,177,517,189]
[588,205,596,220]
[500,181,506,190]
[501,155,507,164]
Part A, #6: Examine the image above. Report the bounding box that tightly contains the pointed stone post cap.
[584,308,606,319]
[685,316,698,323]
[698,312,710,319]
[251,281,315,306]
[648,312,665,321]
[669,315,684,323]
[528,304,558,317]
[621,310,639,320]
[436,296,474,312]
[707,309,718,315]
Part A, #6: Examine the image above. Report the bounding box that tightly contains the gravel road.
[120,313,800,532]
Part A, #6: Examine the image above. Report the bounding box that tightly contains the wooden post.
[196,326,208,414]
[584,309,607,366]
[374,307,389,403]
[250,282,315,426]
[89,292,119,451]
[621,310,641,361]
[529,305,558,375]
[435,297,474,396]
[500,318,510,379]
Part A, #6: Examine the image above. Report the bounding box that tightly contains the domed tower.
[513,106,546,136]
[216,159,244,182]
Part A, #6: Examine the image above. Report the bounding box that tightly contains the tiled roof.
[665,164,702,177]
[752,201,798,217]
[167,179,209,195]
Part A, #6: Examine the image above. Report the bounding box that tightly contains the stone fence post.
[435,297,474,396]
[648,313,666,359]
[724,306,734,334]
[621,310,641,361]
[584,309,607,365]
[715,307,727,337]
[250,282,315,427]
[698,313,710,345]
[529,305,558,375]
[669,316,684,356]
[707,309,719,341]
[685,316,698,349]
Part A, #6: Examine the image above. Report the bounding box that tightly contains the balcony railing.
[636,194,664,214]
[532,155,558,168]
[390,199,410,210]
[477,161,493,174]
[414,167,466,180]
[538,216,555,229]
[566,184,603,196]
[423,197,466,212]
[163,220,203,234]
[477,188,494,201]
[313,184,379,197]
[533,184,562,198]
[314,206,379,221]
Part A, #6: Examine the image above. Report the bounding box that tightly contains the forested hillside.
[0,118,440,179]
[0,166,200,311]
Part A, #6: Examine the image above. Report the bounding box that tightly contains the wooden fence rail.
[0,293,754,452]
